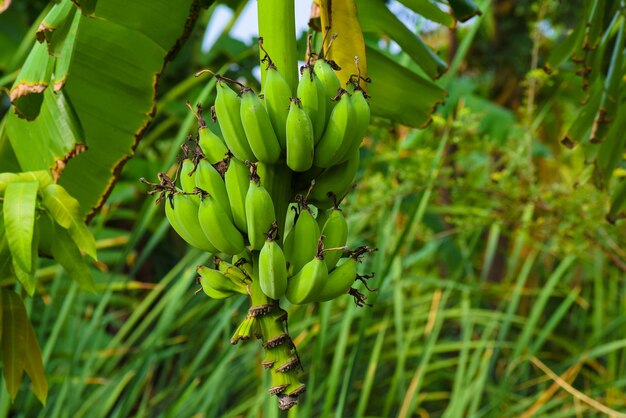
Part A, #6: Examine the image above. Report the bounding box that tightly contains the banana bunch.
[142,38,375,410]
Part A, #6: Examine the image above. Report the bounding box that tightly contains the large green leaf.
[3,181,38,273]
[4,0,201,218]
[366,46,446,127]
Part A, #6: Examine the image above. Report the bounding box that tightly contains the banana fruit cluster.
[143,39,374,410]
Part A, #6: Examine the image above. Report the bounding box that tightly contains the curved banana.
[240,87,281,163]
[285,245,328,305]
[165,193,218,253]
[309,149,360,209]
[197,265,247,295]
[179,159,197,193]
[313,90,356,168]
[289,206,319,275]
[245,168,276,250]
[216,257,251,284]
[194,159,232,221]
[259,230,288,300]
[214,79,256,162]
[320,208,348,270]
[286,98,314,172]
[199,125,229,164]
[198,274,237,299]
[197,192,245,256]
[297,66,326,143]
[263,65,292,149]
[313,58,341,122]
[224,157,250,233]
[335,88,370,163]
[314,257,357,302]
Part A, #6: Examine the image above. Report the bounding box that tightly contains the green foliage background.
[2,0,626,416]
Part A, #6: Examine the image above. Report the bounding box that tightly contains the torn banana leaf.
[9,41,54,120]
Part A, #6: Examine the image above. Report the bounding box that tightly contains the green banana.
[257,162,292,239]
[194,159,232,220]
[214,79,256,162]
[320,208,348,270]
[245,168,277,250]
[197,264,247,295]
[286,98,314,172]
[285,243,328,305]
[289,206,319,275]
[297,66,326,143]
[313,90,356,168]
[240,87,281,163]
[198,274,237,299]
[313,58,341,122]
[179,159,197,193]
[314,257,357,302]
[165,193,218,253]
[335,87,370,163]
[309,149,360,209]
[259,227,288,299]
[197,191,245,256]
[262,64,292,150]
[199,126,229,164]
[224,157,250,233]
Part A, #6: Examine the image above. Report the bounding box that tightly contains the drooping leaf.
[50,223,96,292]
[319,0,368,89]
[41,184,99,259]
[1,289,27,400]
[8,41,55,120]
[10,220,38,296]
[23,313,47,405]
[359,0,447,79]
[366,45,446,128]
[3,181,38,273]
[0,210,11,281]
[5,88,86,180]
[41,183,81,229]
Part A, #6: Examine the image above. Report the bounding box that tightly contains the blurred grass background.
[3,0,626,416]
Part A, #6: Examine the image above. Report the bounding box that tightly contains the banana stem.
[239,252,304,410]
[257,0,298,93]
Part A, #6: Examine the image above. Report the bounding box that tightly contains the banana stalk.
[257,0,298,93]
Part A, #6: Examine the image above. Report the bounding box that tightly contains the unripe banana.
[335,88,370,164]
[195,159,232,221]
[314,257,357,302]
[198,275,237,299]
[315,208,331,231]
[313,59,341,122]
[290,207,319,275]
[297,66,326,143]
[286,98,314,172]
[232,250,254,278]
[179,159,197,193]
[165,193,218,253]
[199,126,229,164]
[245,169,276,250]
[263,66,292,149]
[197,192,245,256]
[224,157,250,233]
[309,149,360,209]
[240,87,281,163]
[214,80,256,162]
[285,253,328,305]
[313,90,356,168]
[321,208,348,270]
[197,265,247,295]
[259,233,288,300]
